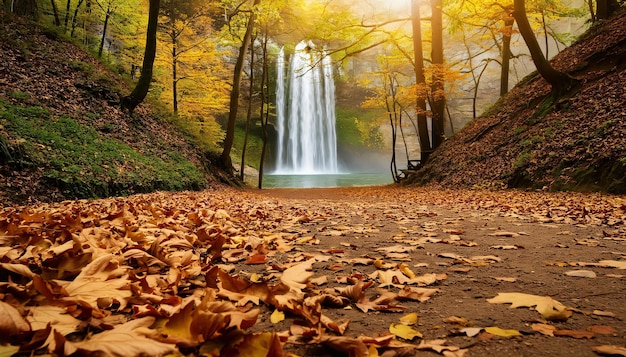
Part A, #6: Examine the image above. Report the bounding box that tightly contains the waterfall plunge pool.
[262,172,394,188]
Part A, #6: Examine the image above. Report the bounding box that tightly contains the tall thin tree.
[121,0,160,113]
[220,0,261,173]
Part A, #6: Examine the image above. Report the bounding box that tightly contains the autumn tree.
[121,0,159,113]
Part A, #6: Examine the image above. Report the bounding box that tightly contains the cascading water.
[274,41,338,174]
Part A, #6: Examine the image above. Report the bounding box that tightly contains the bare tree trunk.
[430,0,445,150]
[50,0,61,26]
[171,29,178,113]
[258,35,269,189]
[597,0,619,20]
[121,0,159,113]
[241,38,255,182]
[70,0,84,38]
[500,17,514,96]
[411,0,430,162]
[512,0,574,95]
[98,5,110,57]
[220,0,260,173]
[63,0,70,30]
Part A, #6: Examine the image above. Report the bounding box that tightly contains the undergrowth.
[0,99,206,199]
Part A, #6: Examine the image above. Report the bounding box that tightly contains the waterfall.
[274,41,338,174]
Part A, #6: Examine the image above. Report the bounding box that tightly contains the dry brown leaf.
[397,286,439,302]
[553,329,594,339]
[565,270,596,278]
[65,316,175,356]
[531,323,556,336]
[591,345,626,356]
[588,325,616,335]
[0,301,30,337]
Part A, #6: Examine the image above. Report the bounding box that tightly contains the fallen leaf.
[270,309,285,324]
[65,316,175,356]
[593,310,616,318]
[487,292,569,320]
[591,345,626,356]
[0,301,30,336]
[459,327,482,337]
[597,260,626,269]
[565,270,596,278]
[443,316,470,326]
[484,326,521,337]
[488,231,519,237]
[399,312,418,325]
[588,325,615,335]
[389,323,422,340]
[531,323,556,336]
[553,329,594,339]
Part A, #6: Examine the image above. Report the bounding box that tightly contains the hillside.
[406,10,626,194]
[0,12,219,205]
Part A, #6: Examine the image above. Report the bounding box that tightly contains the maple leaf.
[487,292,570,320]
[59,254,132,309]
[64,316,175,357]
[27,305,81,335]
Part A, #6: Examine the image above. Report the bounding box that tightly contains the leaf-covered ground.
[407,10,626,193]
[1,185,625,356]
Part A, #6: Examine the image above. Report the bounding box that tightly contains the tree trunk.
[70,0,84,37]
[596,0,619,20]
[50,0,61,26]
[500,17,514,96]
[63,0,70,31]
[172,31,178,114]
[430,0,445,150]
[98,6,110,57]
[512,0,573,95]
[240,38,255,182]
[411,0,431,162]
[257,35,269,189]
[121,0,160,113]
[220,0,260,173]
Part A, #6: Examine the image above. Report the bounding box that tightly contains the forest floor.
[1,185,625,357]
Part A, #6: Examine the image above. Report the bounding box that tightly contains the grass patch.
[0,99,206,199]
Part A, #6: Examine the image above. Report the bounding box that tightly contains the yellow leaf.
[487,292,568,319]
[250,273,260,282]
[399,263,416,278]
[484,326,521,337]
[399,312,418,325]
[389,323,422,340]
[368,345,379,357]
[270,309,285,324]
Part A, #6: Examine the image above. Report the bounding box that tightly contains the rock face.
[405,10,626,193]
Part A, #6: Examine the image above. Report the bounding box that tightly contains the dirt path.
[250,186,626,356]
[1,185,624,356]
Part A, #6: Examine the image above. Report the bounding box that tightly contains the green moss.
[0,99,206,199]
